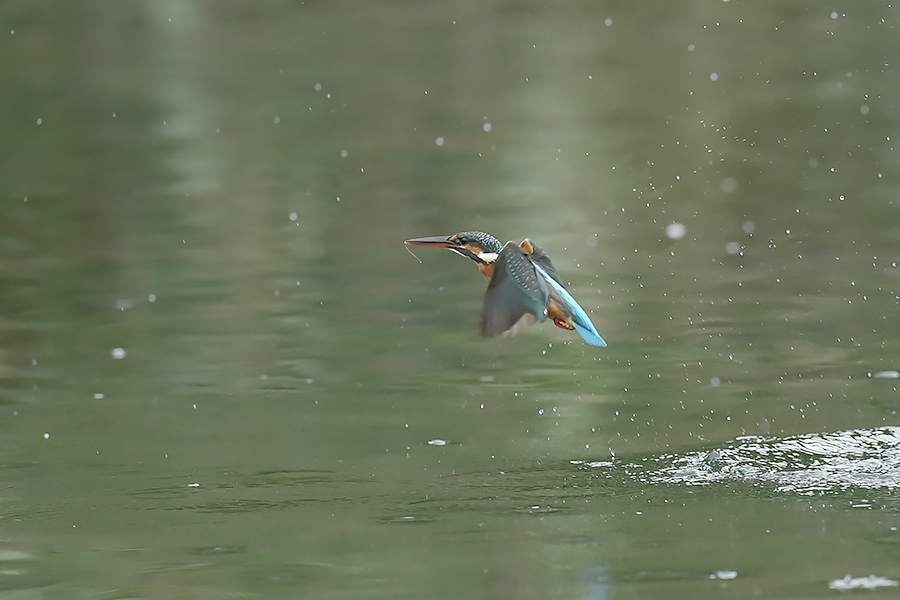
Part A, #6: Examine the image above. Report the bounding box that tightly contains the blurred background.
[2,1,900,598]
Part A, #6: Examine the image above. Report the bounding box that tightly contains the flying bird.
[404,231,607,346]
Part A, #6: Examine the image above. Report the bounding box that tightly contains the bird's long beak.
[404,235,459,249]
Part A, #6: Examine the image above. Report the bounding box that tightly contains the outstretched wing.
[480,241,550,338]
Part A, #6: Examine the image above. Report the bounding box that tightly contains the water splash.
[578,427,900,495]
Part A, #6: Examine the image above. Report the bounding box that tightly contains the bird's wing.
[521,239,567,287]
[480,241,550,338]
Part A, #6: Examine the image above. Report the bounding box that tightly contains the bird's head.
[404,231,503,265]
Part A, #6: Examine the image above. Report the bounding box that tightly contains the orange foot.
[552,317,575,331]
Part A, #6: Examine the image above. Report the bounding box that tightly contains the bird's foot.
[552,317,575,331]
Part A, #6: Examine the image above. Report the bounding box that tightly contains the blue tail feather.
[573,322,607,347]
[532,264,607,347]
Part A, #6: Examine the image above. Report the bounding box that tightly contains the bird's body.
[404,232,607,347]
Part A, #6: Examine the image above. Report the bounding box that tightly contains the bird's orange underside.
[548,301,576,330]
[477,262,494,279]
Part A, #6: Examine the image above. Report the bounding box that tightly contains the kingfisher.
[404,231,607,347]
